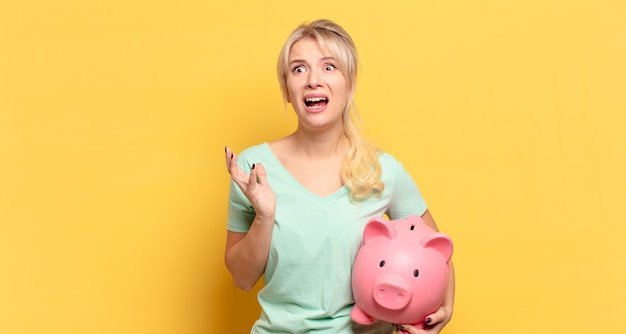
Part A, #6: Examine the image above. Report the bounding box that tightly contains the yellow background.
[1,0,625,333]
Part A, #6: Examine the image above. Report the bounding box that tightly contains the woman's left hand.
[394,305,452,334]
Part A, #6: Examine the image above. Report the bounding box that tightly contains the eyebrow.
[289,56,336,66]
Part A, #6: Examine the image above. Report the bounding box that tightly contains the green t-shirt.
[227,143,427,334]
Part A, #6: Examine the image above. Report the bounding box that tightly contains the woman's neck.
[288,128,348,159]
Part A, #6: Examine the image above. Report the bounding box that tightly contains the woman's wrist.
[254,213,275,225]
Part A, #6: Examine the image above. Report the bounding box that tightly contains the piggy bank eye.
[379,260,386,267]
[413,269,420,277]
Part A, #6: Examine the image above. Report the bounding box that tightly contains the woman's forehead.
[288,37,339,62]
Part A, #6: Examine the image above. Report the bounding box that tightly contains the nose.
[306,69,323,88]
[373,277,412,310]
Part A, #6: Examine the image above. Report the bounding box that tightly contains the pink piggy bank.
[351,215,453,329]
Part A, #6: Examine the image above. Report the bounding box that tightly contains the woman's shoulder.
[378,151,413,182]
[378,151,401,168]
[237,142,271,160]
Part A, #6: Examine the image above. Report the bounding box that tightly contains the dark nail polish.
[251,163,256,169]
[230,153,233,159]
[224,146,227,152]
[425,317,432,325]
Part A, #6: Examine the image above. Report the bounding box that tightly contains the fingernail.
[230,153,233,159]
[224,146,227,152]
[425,317,432,325]
[251,163,256,169]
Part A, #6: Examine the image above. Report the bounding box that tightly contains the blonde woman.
[224,19,454,334]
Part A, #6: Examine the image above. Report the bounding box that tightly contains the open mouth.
[304,96,328,108]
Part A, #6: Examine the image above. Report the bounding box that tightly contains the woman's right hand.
[225,147,276,220]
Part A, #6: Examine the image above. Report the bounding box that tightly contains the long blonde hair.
[277,19,384,201]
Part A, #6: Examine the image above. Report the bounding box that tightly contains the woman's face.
[286,37,350,133]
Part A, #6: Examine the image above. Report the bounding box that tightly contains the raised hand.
[225,147,276,220]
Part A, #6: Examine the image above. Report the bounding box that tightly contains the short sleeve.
[384,155,428,220]
[226,179,256,232]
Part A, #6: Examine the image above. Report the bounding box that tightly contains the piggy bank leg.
[350,306,377,325]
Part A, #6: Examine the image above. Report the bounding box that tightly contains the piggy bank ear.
[421,233,453,262]
[363,217,397,244]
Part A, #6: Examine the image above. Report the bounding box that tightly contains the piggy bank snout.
[373,275,412,310]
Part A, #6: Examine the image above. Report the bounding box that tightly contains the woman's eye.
[324,64,336,71]
[292,66,305,73]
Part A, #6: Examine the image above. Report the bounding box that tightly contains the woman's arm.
[224,217,274,291]
[224,148,276,291]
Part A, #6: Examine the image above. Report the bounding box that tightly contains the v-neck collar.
[261,142,348,201]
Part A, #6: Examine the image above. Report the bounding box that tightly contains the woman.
[224,19,455,334]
